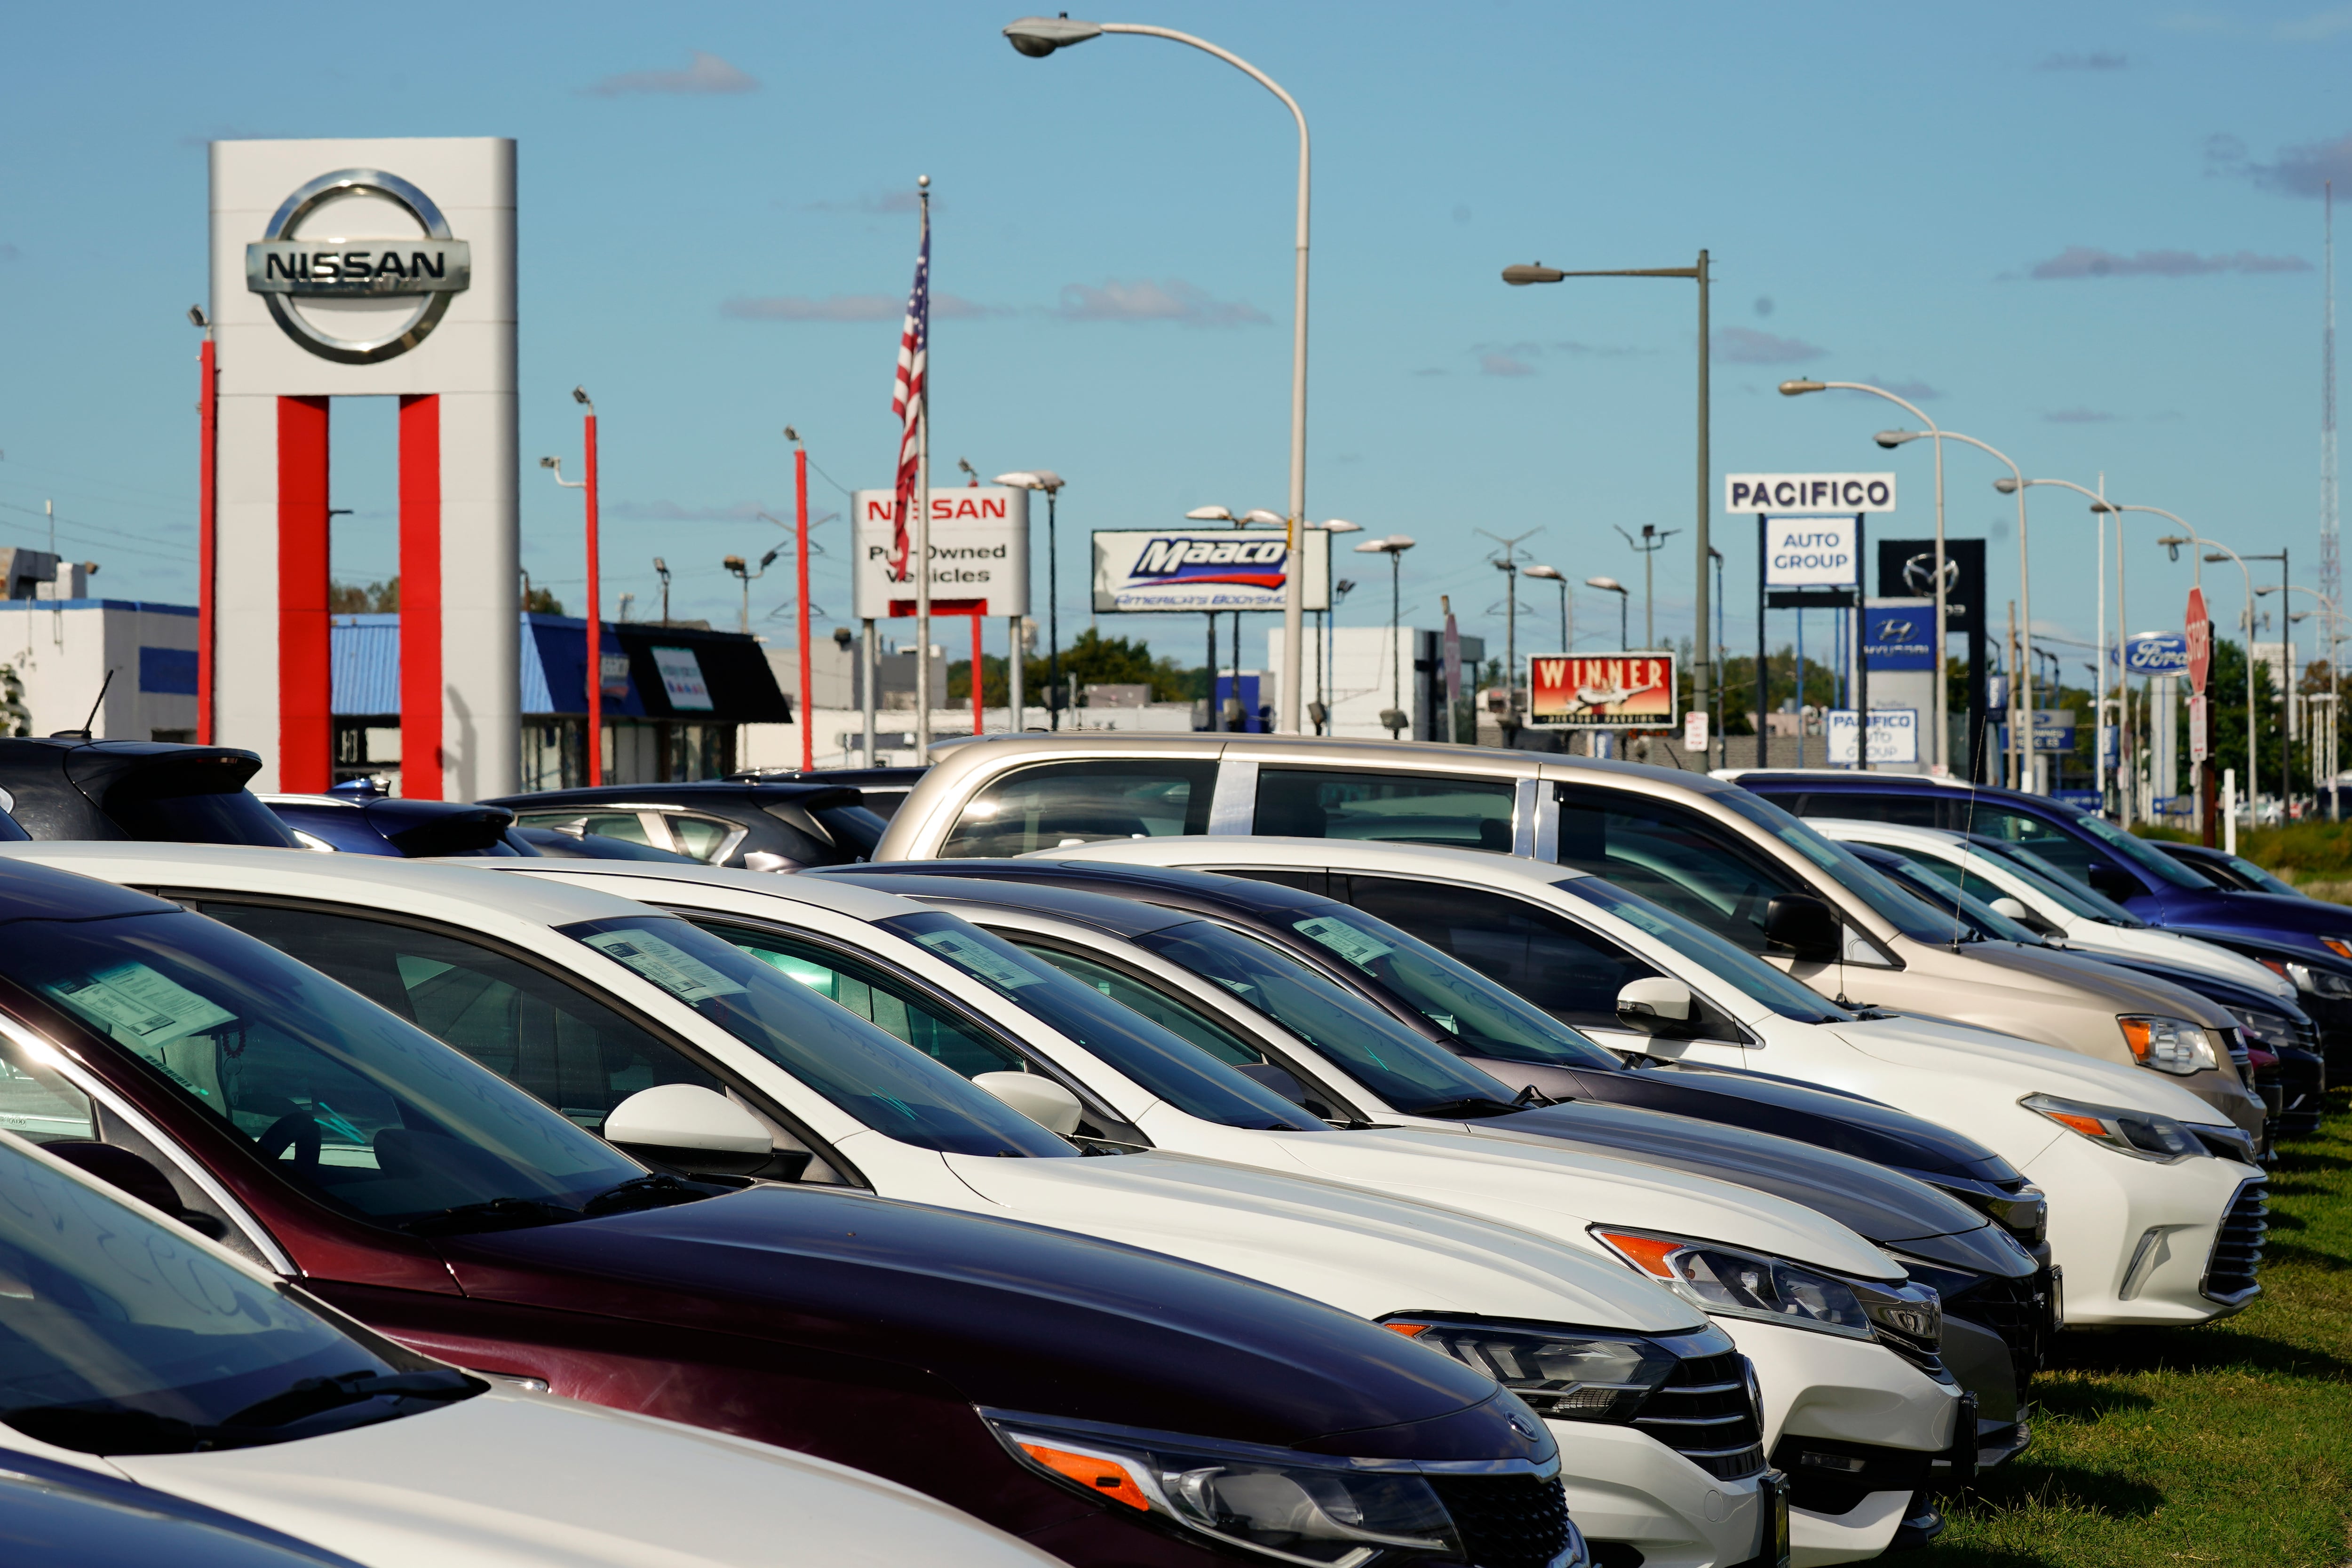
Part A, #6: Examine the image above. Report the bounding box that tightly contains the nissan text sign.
[1091,529,1331,613]
[852,488,1029,619]
[1725,473,1898,514]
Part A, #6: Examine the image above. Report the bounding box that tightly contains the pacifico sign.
[1724,473,1898,514]
[244,168,471,364]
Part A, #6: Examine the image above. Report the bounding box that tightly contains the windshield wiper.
[397,1196,578,1236]
[6,1370,478,1455]
[222,1368,479,1428]
[1412,1096,1526,1119]
[582,1173,715,1217]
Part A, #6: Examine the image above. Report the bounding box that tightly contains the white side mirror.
[604,1085,775,1176]
[1989,897,2030,920]
[1616,976,1693,1025]
[973,1071,1084,1136]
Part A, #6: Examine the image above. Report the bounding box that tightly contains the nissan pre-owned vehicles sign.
[1092,528,1331,613]
[852,487,1029,619]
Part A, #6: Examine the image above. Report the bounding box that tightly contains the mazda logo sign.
[244,168,471,364]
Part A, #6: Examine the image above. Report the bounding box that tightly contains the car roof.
[1718,768,2066,812]
[1809,817,1973,850]
[0,841,652,929]
[916,730,1744,790]
[485,782,863,811]
[1021,834,1596,888]
[825,871,1204,939]
[485,856,938,924]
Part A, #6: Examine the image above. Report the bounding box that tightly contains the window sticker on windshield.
[583,930,747,1003]
[913,929,1044,989]
[56,963,236,1047]
[1292,916,1393,966]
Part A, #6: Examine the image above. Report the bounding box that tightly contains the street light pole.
[2158,529,2255,844]
[1613,525,1681,648]
[1505,253,1711,733]
[786,427,813,770]
[1354,535,1415,735]
[1524,563,1569,650]
[1007,16,1311,733]
[1780,380,1949,772]
[1588,578,1630,649]
[538,389,603,787]
[996,470,1066,729]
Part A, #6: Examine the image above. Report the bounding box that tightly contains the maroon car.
[0,858,1573,1568]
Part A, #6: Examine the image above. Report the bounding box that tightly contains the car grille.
[1941,1267,2052,1378]
[1425,1473,1574,1568]
[2202,1179,2269,1304]
[1630,1349,1768,1481]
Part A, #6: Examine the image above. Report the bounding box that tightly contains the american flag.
[888,215,929,583]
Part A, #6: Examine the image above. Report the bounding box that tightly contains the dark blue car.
[1725,771,2352,1073]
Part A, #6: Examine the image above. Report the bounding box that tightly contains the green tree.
[949,628,1206,706]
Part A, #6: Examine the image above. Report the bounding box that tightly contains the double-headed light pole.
[538,386,602,786]
[1006,16,1312,734]
[1504,255,1712,734]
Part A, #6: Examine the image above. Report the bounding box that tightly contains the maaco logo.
[1129,535,1288,589]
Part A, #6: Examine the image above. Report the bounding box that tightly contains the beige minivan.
[874,733,2265,1141]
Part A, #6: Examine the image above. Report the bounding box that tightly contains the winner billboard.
[1527,653,1677,728]
[1092,529,1331,613]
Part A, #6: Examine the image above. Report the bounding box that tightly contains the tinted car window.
[1555,786,1812,951]
[0,1136,465,1455]
[663,814,734,863]
[940,760,1216,857]
[193,903,723,1139]
[518,809,661,850]
[1556,879,1853,1024]
[710,924,1028,1081]
[1015,945,1268,1069]
[16,909,644,1227]
[875,910,1325,1132]
[1254,768,1516,852]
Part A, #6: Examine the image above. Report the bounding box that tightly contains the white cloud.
[1711,327,1826,364]
[1052,279,1268,327]
[586,51,758,98]
[2027,245,2309,277]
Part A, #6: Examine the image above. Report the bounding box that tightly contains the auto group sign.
[852,489,1029,619]
[1527,653,1677,729]
[1091,529,1331,614]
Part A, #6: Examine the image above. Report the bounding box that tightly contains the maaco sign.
[1091,530,1331,614]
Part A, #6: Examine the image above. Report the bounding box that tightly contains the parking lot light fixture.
[1525,563,1570,650]
[1587,576,1630,649]
[1356,536,1416,736]
[1002,16,1106,54]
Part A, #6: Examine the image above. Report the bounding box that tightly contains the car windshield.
[2065,808,2211,888]
[1709,788,1971,944]
[1130,920,1524,1116]
[0,1137,476,1455]
[2217,853,2303,898]
[1276,903,1624,1070]
[1867,852,2044,943]
[873,910,1326,1132]
[811,803,890,859]
[1969,839,2147,925]
[11,910,650,1234]
[1556,879,1857,1023]
[558,915,1072,1158]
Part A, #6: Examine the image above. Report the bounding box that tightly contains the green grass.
[1883,1092,2352,1567]
[2133,820,2352,890]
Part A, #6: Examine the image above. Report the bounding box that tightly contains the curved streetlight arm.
[1923,430,2030,787]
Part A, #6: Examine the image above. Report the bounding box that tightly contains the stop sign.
[2186,586,2212,694]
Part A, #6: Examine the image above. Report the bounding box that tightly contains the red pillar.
[399,395,443,798]
[971,612,985,735]
[796,446,812,770]
[197,340,216,745]
[276,396,331,792]
[584,412,603,787]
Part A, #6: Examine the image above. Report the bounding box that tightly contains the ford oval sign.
[244,168,470,364]
[2121,632,2189,674]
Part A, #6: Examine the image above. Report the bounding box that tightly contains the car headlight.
[1379,1317,1685,1421]
[2228,1007,2300,1052]
[2022,1092,2204,1163]
[2117,1014,2219,1075]
[983,1408,1575,1568]
[2322,938,2352,960]
[2281,960,2352,998]
[1591,1229,1940,1350]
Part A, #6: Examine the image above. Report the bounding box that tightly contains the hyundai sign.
[1765,517,1859,586]
[1092,529,1331,613]
[1863,603,1936,671]
[1725,473,1898,514]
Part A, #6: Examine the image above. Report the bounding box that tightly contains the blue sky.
[2,0,2347,688]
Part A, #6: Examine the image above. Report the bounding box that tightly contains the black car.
[2154,840,2316,899]
[265,783,693,863]
[730,765,929,819]
[0,738,297,847]
[0,855,1567,1568]
[482,782,888,869]
[826,860,2056,1405]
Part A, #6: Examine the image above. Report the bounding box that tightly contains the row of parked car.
[0,730,2335,1568]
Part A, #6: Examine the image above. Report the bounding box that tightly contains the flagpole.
[914,176,933,762]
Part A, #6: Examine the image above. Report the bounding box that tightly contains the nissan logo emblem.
[244,168,472,364]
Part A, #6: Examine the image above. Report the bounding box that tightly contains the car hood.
[111,1386,1056,1568]
[1828,1014,2224,1122]
[2138,883,2352,943]
[437,1184,1534,1460]
[1479,1101,2027,1276]
[1950,942,2238,1028]
[943,1147,1703,1333]
[1242,1125,1901,1281]
[2075,927,2297,999]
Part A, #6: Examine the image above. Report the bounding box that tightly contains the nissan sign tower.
[207,138,518,797]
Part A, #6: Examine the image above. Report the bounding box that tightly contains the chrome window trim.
[1207,759,1257,835]
[1512,779,1542,857]
[0,1012,295,1276]
[1532,789,1561,864]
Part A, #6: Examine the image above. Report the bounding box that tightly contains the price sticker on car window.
[1292,916,1394,967]
[55,963,236,1047]
[914,930,1044,990]
[583,929,746,1003]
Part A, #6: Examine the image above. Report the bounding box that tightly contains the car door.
[1330,874,1757,1069]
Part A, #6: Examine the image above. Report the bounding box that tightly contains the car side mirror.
[1615,976,1695,1037]
[1763,893,1841,963]
[972,1071,1084,1136]
[604,1085,776,1177]
[1989,897,2030,919]
[2085,863,2143,903]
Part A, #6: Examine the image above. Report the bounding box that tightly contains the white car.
[1806,818,2298,1002]
[0,1128,1060,1568]
[2,843,1755,1568]
[461,857,1968,1568]
[1037,835,2270,1333]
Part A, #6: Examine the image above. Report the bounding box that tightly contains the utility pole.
[1478,527,1542,742]
[1615,524,1681,647]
